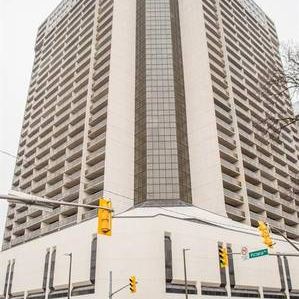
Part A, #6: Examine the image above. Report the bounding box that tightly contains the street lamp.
[183,248,190,299]
[64,253,73,299]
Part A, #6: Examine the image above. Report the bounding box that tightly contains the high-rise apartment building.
[2,0,299,252]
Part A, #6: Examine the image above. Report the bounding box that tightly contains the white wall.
[103,0,136,213]
[0,219,96,296]
[179,0,226,216]
[1,207,298,299]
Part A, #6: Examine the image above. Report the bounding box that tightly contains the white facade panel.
[1,207,298,299]
[103,0,136,213]
[179,0,226,216]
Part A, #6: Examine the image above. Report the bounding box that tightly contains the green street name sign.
[249,249,269,259]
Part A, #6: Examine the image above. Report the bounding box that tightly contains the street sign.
[249,248,269,259]
[241,246,249,260]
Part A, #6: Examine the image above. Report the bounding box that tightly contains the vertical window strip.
[164,234,173,283]
[227,244,235,288]
[283,257,292,292]
[89,235,97,283]
[42,250,50,290]
[7,260,15,296]
[277,256,286,292]
[3,261,11,299]
[48,248,56,290]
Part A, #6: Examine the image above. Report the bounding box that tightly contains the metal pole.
[183,249,190,299]
[0,194,113,211]
[65,253,72,299]
[109,271,112,299]
[270,226,299,253]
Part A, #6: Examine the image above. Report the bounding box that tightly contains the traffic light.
[97,199,112,236]
[218,246,228,268]
[129,276,137,293]
[258,221,273,248]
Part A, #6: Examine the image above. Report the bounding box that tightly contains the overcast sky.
[0,0,298,246]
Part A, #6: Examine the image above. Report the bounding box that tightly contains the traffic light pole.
[108,272,130,298]
[183,248,190,299]
[270,226,299,253]
[0,194,113,211]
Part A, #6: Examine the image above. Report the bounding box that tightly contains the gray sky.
[0,0,298,246]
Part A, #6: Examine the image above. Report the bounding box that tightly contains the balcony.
[87,133,106,152]
[3,230,12,239]
[59,214,77,228]
[282,211,298,224]
[246,182,262,198]
[60,200,78,214]
[5,218,14,228]
[42,222,59,235]
[85,175,104,193]
[226,204,246,221]
[82,209,97,221]
[86,148,105,165]
[64,171,81,188]
[260,176,276,190]
[248,197,265,211]
[67,144,83,160]
[47,180,63,194]
[239,129,254,143]
[265,204,282,219]
[285,224,298,236]
[267,218,285,231]
[63,185,80,202]
[224,188,243,206]
[85,161,105,179]
[89,107,107,126]
[48,169,64,184]
[26,229,41,241]
[88,119,107,138]
[215,105,232,123]
[83,190,104,205]
[244,168,260,184]
[65,157,82,174]
[11,235,25,246]
[27,215,44,228]
[15,209,28,220]
[221,159,239,176]
[222,174,241,191]
[219,145,238,163]
[2,242,11,250]
[250,211,266,223]
[217,118,234,136]
[48,155,65,172]
[31,177,48,192]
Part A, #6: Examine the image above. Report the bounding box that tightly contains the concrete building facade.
[1,207,299,299]
[2,0,299,273]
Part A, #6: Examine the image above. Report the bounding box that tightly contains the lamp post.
[64,253,73,299]
[183,248,190,299]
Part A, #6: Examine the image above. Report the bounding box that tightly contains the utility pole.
[109,271,113,299]
[183,248,190,299]
[270,226,299,253]
[64,253,73,299]
[108,271,136,298]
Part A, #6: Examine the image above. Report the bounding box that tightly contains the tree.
[260,43,299,139]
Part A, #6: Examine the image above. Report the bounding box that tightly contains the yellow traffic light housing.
[218,246,228,268]
[129,276,137,293]
[98,199,112,236]
[258,221,273,248]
